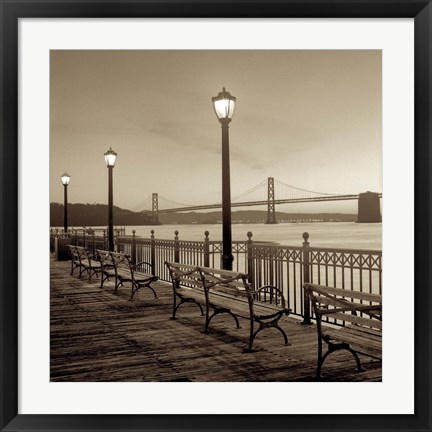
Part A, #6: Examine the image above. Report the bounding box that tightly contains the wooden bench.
[68,245,102,281]
[98,250,158,300]
[97,249,116,290]
[303,283,382,379]
[165,262,291,351]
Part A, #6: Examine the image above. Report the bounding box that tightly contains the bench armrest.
[252,285,288,310]
[132,261,153,272]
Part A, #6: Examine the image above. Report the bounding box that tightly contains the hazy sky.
[50,50,382,213]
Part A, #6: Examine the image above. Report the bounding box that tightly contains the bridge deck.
[158,194,363,213]
[50,257,382,382]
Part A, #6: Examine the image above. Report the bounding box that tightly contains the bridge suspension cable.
[275,179,336,198]
[231,179,267,202]
[132,195,152,212]
[158,195,193,209]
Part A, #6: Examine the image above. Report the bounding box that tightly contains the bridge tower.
[357,191,381,223]
[266,177,277,224]
[152,193,160,225]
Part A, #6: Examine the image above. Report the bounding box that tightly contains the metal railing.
[120,230,381,323]
[49,227,126,253]
[50,227,382,323]
[248,232,382,322]
[115,230,249,282]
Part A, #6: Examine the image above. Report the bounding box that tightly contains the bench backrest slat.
[317,310,382,330]
[165,262,202,290]
[70,245,93,264]
[304,282,382,329]
[110,251,130,268]
[313,295,381,311]
[307,283,381,303]
[197,268,251,305]
[165,261,250,297]
[108,252,134,281]
[97,249,113,266]
[178,276,203,288]
[199,265,247,279]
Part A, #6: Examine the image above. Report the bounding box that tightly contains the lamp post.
[104,147,117,251]
[212,87,236,270]
[61,172,71,233]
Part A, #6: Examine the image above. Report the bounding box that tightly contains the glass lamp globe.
[212,87,236,121]
[61,172,71,186]
[104,147,117,168]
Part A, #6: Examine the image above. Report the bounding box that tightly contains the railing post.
[131,230,137,264]
[247,231,253,284]
[174,230,180,263]
[103,229,107,250]
[204,231,210,267]
[116,229,121,253]
[82,229,86,248]
[150,230,156,274]
[91,229,95,254]
[301,231,312,325]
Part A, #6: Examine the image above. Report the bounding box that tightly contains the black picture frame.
[1,1,431,431]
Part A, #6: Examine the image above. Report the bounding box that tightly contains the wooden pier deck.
[50,257,382,382]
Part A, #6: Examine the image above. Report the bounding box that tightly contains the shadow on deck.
[50,257,382,382]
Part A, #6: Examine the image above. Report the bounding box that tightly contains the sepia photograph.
[49,49,382,382]
[2,0,430,429]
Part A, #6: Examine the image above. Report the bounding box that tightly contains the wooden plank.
[321,311,382,329]
[314,296,381,312]
[305,283,382,303]
[322,327,382,358]
[199,266,246,279]
[177,287,206,304]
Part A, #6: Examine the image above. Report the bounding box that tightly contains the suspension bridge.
[133,178,382,224]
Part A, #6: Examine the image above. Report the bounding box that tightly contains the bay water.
[126,222,382,251]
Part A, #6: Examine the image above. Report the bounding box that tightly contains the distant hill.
[50,202,154,227]
[50,202,356,227]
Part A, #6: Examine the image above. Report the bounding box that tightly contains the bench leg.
[245,316,256,352]
[316,342,364,379]
[100,274,110,289]
[71,263,79,276]
[245,312,289,352]
[114,279,123,294]
[246,323,290,352]
[205,307,240,333]
[87,268,99,281]
[171,295,204,320]
[146,284,157,298]
[347,347,363,372]
[171,290,178,319]
[274,324,289,346]
[316,350,331,379]
[130,282,157,301]
[78,266,85,279]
